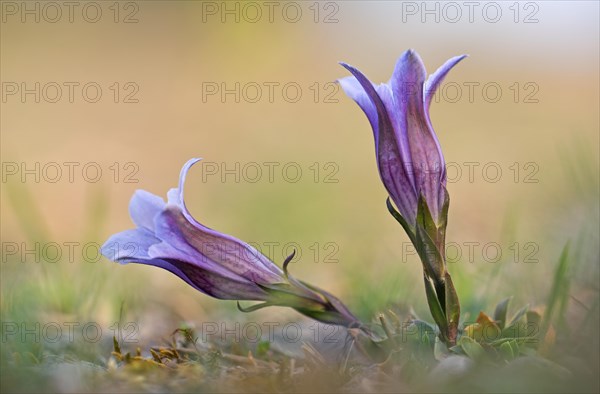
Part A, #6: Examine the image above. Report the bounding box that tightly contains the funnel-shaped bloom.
[339,50,465,346]
[339,50,466,226]
[102,159,361,328]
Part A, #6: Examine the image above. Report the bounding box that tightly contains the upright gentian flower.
[338,49,465,228]
[338,50,466,346]
[102,159,361,329]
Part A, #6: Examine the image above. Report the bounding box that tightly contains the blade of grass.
[541,243,571,340]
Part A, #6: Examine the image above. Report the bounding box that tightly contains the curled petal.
[338,75,379,144]
[340,62,418,224]
[170,159,284,282]
[424,55,468,112]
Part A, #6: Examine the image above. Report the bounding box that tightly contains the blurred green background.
[1,1,598,391]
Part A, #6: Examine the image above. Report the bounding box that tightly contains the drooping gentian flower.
[101,159,361,329]
[338,49,466,228]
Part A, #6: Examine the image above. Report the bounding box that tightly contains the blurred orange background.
[1,1,598,335]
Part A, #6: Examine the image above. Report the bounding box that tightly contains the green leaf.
[444,272,460,344]
[459,336,485,360]
[502,304,529,340]
[498,341,514,360]
[508,339,520,356]
[256,340,270,357]
[407,319,437,344]
[409,319,436,335]
[497,339,520,361]
[448,345,463,354]
[434,338,450,361]
[493,297,512,329]
[424,276,448,341]
[508,304,529,327]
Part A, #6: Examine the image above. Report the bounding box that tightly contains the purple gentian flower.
[102,159,361,328]
[339,50,466,226]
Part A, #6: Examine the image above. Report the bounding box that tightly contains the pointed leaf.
[444,272,460,344]
[508,339,520,357]
[502,304,529,339]
[459,336,485,360]
[493,297,512,329]
[434,337,450,361]
[424,276,448,342]
[409,319,437,335]
[498,341,515,361]
[508,304,529,327]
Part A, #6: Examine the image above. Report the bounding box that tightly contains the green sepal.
[416,194,439,244]
[237,301,273,313]
[291,307,350,327]
[386,197,416,244]
[415,222,446,283]
[282,250,325,302]
[437,188,450,258]
[439,188,450,228]
[259,284,325,311]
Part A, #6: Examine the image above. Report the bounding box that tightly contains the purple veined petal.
[150,207,280,285]
[339,63,391,132]
[375,81,419,193]
[340,62,419,224]
[105,207,269,300]
[134,257,268,300]
[388,50,426,187]
[133,257,213,295]
[101,228,159,262]
[149,208,245,280]
[390,50,428,97]
[423,55,467,217]
[172,209,285,285]
[338,75,379,146]
[389,50,447,221]
[423,55,468,113]
[168,159,285,282]
[129,190,166,231]
[166,258,269,300]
